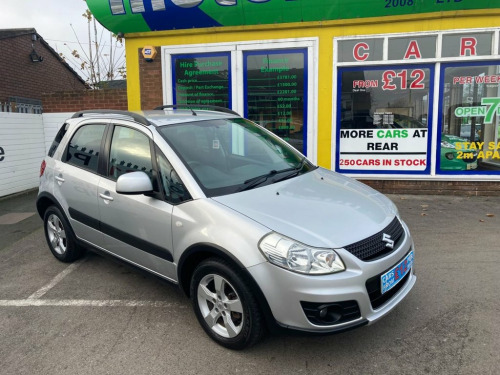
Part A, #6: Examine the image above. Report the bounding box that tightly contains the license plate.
[381,251,414,294]
[467,161,477,170]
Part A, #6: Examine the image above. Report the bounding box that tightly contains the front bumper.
[246,221,416,333]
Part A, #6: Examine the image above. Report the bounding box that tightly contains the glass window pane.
[244,49,307,154]
[172,53,231,109]
[388,36,436,60]
[108,126,153,180]
[48,123,69,157]
[159,118,312,197]
[156,150,190,203]
[338,39,384,63]
[442,33,493,57]
[66,125,106,173]
[337,66,432,173]
[439,63,500,173]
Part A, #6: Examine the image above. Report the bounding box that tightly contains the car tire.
[190,258,265,350]
[43,206,83,263]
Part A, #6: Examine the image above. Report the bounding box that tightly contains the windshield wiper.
[237,158,310,192]
[272,157,310,184]
[237,170,279,192]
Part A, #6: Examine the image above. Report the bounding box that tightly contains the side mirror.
[116,171,153,195]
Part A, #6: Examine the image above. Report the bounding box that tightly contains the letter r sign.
[0,147,4,162]
[460,37,477,57]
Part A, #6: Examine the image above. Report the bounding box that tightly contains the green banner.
[86,0,499,33]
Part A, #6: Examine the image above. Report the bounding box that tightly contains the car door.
[53,122,107,247]
[97,122,177,281]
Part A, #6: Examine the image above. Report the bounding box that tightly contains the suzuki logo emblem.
[382,233,394,249]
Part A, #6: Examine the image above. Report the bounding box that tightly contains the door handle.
[99,193,114,202]
[55,176,65,183]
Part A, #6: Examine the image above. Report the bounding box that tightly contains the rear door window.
[65,124,106,173]
[107,126,154,181]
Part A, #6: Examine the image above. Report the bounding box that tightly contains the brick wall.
[361,180,500,196]
[42,89,128,113]
[0,34,86,103]
[139,47,163,110]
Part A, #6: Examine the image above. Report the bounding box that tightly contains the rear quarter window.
[48,123,69,157]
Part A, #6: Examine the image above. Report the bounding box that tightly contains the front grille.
[366,263,411,310]
[344,217,404,261]
[301,300,361,326]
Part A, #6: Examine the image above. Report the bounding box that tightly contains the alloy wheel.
[46,214,67,255]
[197,274,244,338]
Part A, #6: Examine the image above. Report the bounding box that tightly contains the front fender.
[171,198,269,268]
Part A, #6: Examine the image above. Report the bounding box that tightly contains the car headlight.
[445,152,455,160]
[258,232,345,275]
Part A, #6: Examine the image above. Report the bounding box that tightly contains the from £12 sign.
[352,69,426,91]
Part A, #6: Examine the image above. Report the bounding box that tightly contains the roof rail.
[154,104,240,116]
[71,110,151,126]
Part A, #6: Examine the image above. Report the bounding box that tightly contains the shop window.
[338,39,384,63]
[388,36,436,60]
[336,65,433,173]
[171,53,231,109]
[442,33,493,58]
[438,62,500,174]
[243,49,308,154]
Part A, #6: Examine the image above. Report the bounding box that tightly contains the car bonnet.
[211,168,398,249]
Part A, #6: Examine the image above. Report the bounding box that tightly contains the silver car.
[37,108,416,349]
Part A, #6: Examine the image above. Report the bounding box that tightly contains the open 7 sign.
[454,97,500,124]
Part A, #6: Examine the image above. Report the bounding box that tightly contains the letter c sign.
[353,42,370,61]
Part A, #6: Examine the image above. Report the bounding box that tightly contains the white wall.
[0,112,73,198]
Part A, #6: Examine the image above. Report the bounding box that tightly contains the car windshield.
[158,118,315,196]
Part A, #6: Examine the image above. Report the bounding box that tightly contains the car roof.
[68,108,240,128]
[144,109,238,126]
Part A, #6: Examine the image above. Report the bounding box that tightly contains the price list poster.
[172,53,231,108]
[244,50,308,154]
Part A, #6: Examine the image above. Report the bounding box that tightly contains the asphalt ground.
[0,190,499,375]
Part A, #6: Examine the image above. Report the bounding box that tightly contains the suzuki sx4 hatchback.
[37,108,416,349]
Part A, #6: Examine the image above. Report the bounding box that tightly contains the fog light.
[301,300,361,326]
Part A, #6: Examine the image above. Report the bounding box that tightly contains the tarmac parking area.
[0,193,499,375]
